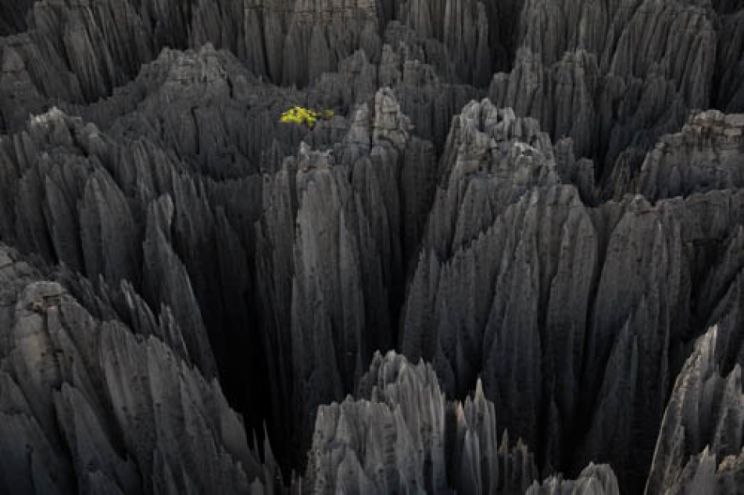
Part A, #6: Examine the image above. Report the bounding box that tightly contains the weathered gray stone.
[1,2,744,493]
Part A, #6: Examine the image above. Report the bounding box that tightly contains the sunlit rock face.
[1,1,744,494]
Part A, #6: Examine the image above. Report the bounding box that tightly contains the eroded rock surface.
[1,1,744,493]
[0,245,278,494]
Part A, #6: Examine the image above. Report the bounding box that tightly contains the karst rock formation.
[1,0,744,493]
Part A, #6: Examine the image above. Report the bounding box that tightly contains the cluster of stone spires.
[1,0,744,493]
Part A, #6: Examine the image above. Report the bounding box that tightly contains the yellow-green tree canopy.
[279,106,335,128]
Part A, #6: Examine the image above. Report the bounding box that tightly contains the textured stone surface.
[526,464,620,495]
[637,110,744,200]
[645,316,744,495]
[0,245,277,494]
[305,351,540,494]
[1,1,744,493]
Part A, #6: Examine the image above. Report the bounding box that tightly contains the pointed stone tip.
[29,106,66,127]
[475,377,485,399]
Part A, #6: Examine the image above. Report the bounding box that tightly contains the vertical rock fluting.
[304,351,541,494]
[0,108,219,379]
[1,0,744,492]
[645,317,744,494]
[191,0,382,87]
[255,88,438,465]
[304,350,627,494]
[716,9,744,112]
[305,351,451,494]
[637,110,744,200]
[402,98,744,492]
[0,0,191,112]
[0,55,283,439]
[485,0,735,197]
[394,0,492,85]
[0,245,278,494]
[525,463,620,495]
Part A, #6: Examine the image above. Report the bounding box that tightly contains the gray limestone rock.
[637,110,744,200]
[255,88,427,464]
[0,244,278,494]
[1,2,744,493]
[401,99,744,493]
[305,351,540,494]
[526,464,620,495]
[645,316,744,495]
